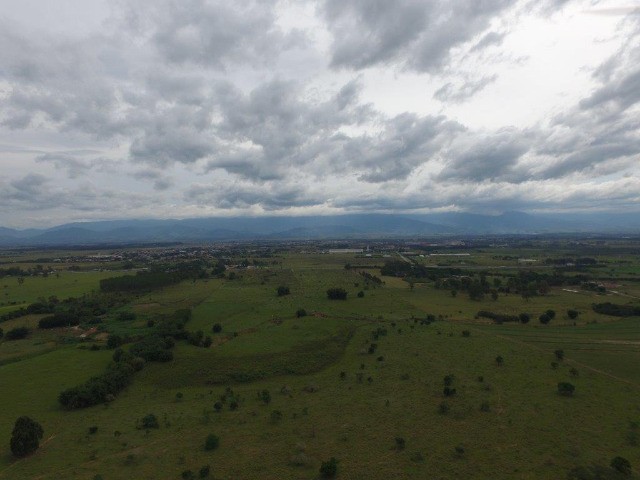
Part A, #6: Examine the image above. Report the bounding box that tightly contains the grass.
[0,247,639,479]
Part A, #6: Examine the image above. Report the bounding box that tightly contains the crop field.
[0,240,639,479]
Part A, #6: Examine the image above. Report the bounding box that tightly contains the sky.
[0,0,639,228]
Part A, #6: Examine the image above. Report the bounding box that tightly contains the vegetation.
[0,240,639,479]
[10,417,43,457]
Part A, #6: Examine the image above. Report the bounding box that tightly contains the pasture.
[0,243,638,479]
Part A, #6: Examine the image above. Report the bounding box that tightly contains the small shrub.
[567,309,579,320]
[296,308,307,318]
[555,349,565,361]
[270,410,283,423]
[557,382,575,396]
[539,313,551,325]
[454,445,465,457]
[438,402,450,415]
[213,401,223,412]
[326,288,347,300]
[198,465,211,478]
[259,390,271,405]
[319,457,339,478]
[212,323,222,333]
[569,367,579,377]
[140,414,159,430]
[480,402,490,412]
[181,470,195,480]
[277,285,290,297]
[395,437,406,450]
[88,426,98,435]
[357,290,364,298]
[461,330,471,337]
[495,355,504,366]
[204,434,219,451]
[610,456,632,475]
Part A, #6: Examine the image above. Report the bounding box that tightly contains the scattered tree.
[557,382,575,396]
[326,288,347,300]
[610,456,632,475]
[319,457,338,478]
[276,285,290,297]
[10,416,44,457]
[212,323,222,333]
[204,434,219,451]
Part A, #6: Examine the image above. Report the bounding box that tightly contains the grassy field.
[0,246,639,479]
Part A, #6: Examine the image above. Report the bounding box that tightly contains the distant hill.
[0,211,639,246]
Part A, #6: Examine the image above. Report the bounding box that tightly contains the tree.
[610,456,632,475]
[204,434,219,451]
[5,326,29,340]
[567,309,579,320]
[107,334,123,349]
[554,349,564,361]
[212,323,222,333]
[296,308,307,318]
[10,416,44,457]
[546,309,556,319]
[326,288,347,300]
[140,414,159,429]
[319,457,338,478]
[519,313,530,324]
[276,285,290,297]
[557,382,575,396]
[539,313,551,325]
[495,355,504,366]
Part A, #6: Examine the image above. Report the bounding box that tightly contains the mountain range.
[0,211,639,246]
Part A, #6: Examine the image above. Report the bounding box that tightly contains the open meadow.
[0,239,639,479]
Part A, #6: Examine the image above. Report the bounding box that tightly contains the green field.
[0,244,639,479]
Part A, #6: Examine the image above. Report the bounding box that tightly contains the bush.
[106,334,123,349]
[212,323,222,333]
[204,434,219,451]
[519,313,530,324]
[259,390,271,405]
[296,308,307,318]
[438,402,450,415]
[198,465,211,478]
[554,349,565,361]
[539,313,551,325]
[357,290,364,298]
[140,414,159,429]
[610,456,632,475]
[5,326,29,340]
[557,382,575,396]
[276,285,290,297]
[10,416,44,457]
[319,457,338,478]
[326,288,347,300]
[567,309,579,319]
[395,437,406,450]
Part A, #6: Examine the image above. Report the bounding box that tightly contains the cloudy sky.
[1,0,639,228]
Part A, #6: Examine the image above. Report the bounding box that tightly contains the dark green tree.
[10,416,44,457]
[610,456,632,475]
[204,434,219,451]
[319,457,338,478]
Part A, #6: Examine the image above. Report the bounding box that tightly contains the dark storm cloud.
[185,182,324,210]
[322,0,514,72]
[438,131,531,181]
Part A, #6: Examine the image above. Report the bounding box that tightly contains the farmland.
[0,237,639,479]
